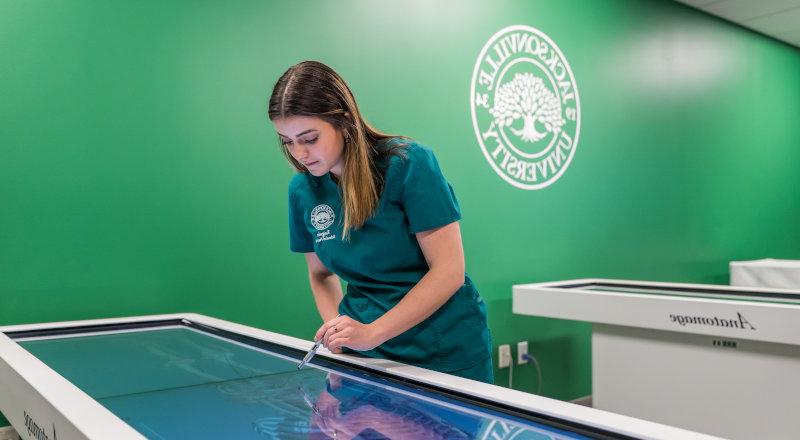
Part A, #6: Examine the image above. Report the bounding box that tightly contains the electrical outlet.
[498,344,511,368]
[517,341,529,365]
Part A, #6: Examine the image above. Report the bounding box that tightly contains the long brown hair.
[268,61,405,238]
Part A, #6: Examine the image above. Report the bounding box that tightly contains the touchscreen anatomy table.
[1,314,719,439]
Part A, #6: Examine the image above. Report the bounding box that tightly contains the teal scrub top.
[288,141,491,373]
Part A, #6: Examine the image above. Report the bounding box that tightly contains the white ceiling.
[674,0,800,48]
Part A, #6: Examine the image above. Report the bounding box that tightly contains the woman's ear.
[344,111,351,120]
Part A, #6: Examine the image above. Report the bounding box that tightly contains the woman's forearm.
[308,271,344,322]
[371,266,464,344]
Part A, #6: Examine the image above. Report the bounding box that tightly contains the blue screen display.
[20,326,591,439]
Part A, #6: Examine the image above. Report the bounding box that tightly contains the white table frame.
[0,313,718,440]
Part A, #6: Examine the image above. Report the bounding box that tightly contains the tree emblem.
[471,25,580,190]
[311,204,335,231]
[489,72,565,143]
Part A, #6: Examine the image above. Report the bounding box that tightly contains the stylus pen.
[297,338,323,370]
[298,314,342,370]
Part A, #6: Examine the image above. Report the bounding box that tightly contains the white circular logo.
[471,25,581,190]
[310,204,335,231]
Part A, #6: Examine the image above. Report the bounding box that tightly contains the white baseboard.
[0,426,18,440]
[570,394,593,407]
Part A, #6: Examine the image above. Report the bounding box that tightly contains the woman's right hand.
[315,316,343,354]
[315,315,385,352]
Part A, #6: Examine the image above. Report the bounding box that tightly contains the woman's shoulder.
[288,172,312,197]
[381,139,446,199]
[383,138,436,169]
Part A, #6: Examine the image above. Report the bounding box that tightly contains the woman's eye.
[303,137,318,144]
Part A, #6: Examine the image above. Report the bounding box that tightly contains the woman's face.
[272,116,345,177]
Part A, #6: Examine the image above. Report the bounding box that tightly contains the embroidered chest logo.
[311,204,335,230]
[310,204,337,243]
[470,25,581,190]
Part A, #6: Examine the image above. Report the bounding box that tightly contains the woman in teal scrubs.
[268,61,493,383]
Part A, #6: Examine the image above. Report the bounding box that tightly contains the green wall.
[2,0,800,427]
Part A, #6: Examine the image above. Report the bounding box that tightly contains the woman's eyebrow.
[277,129,319,139]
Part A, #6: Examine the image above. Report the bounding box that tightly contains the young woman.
[268,61,493,383]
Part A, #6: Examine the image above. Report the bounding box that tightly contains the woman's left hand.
[315,315,384,352]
